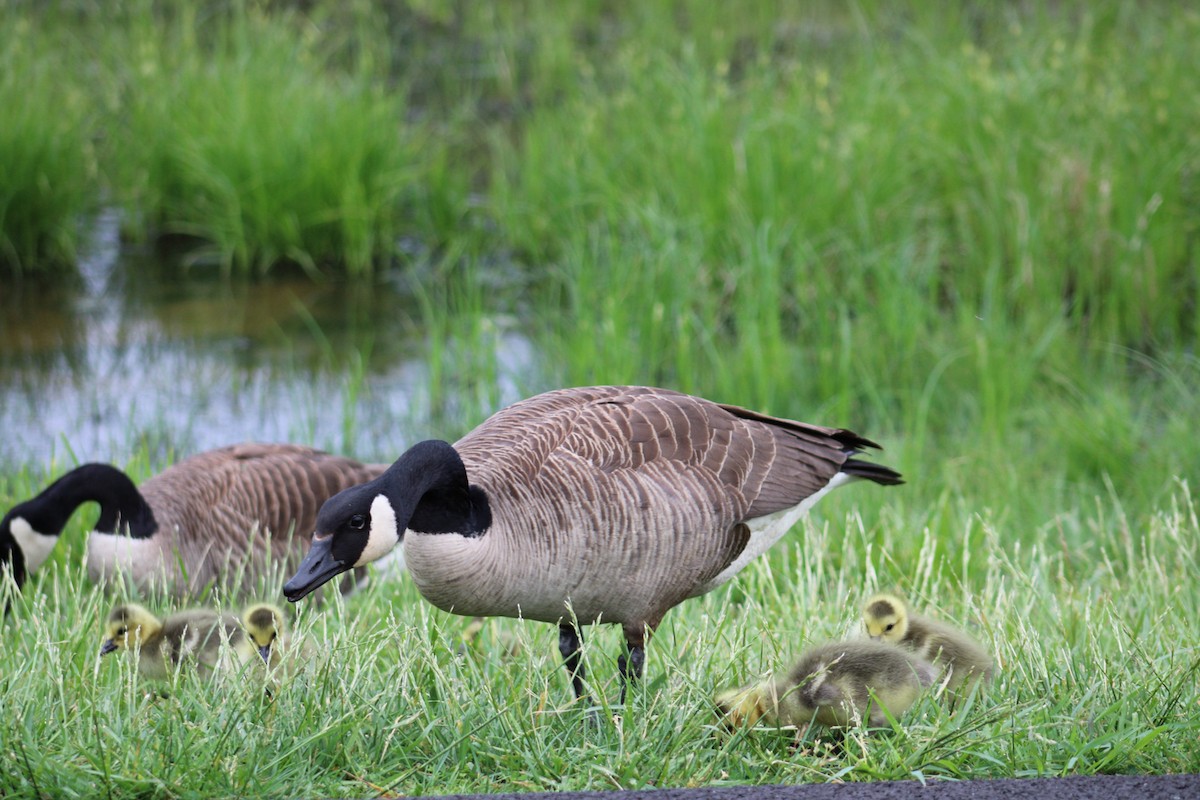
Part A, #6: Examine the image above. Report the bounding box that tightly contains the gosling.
[241,602,293,669]
[715,640,937,730]
[100,603,254,679]
[863,593,995,690]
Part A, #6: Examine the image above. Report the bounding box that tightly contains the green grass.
[2,478,1197,797]
[2,0,473,277]
[488,0,1200,533]
[0,15,97,273]
[103,2,460,276]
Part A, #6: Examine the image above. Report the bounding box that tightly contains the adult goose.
[283,386,902,701]
[1,443,386,598]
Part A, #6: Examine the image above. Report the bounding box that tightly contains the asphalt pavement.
[439,774,1198,800]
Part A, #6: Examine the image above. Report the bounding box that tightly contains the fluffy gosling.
[100,603,254,679]
[863,593,995,690]
[241,603,294,669]
[715,640,937,730]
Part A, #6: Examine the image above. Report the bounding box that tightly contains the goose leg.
[559,623,590,702]
[618,624,648,704]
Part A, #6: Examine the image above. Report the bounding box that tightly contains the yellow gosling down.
[715,641,937,730]
[863,593,995,690]
[241,603,295,670]
[100,603,255,679]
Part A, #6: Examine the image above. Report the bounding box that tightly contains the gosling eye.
[349,514,367,531]
[884,623,895,632]
[116,626,128,637]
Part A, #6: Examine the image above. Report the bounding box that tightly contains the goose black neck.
[0,529,27,591]
[25,464,158,539]
[391,440,492,537]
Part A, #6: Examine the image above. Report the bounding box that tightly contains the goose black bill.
[282,535,348,602]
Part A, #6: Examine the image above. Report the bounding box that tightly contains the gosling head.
[863,593,909,642]
[713,684,769,730]
[242,603,287,663]
[101,603,163,655]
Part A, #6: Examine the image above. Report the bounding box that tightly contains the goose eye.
[884,623,895,632]
[116,627,127,636]
[349,514,367,530]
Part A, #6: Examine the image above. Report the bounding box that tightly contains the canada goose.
[863,593,995,689]
[715,640,937,730]
[100,603,253,679]
[241,602,293,668]
[0,443,386,598]
[283,385,902,702]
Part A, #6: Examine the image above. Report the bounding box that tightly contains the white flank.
[702,472,855,591]
[356,494,401,567]
[9,516,58,572]
[85,531,162,587]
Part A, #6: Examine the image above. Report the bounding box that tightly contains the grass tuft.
[0,14,96,273]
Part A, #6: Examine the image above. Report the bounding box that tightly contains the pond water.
[0,213,537,471]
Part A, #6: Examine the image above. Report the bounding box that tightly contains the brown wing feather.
[422,387,896,627]
[457,386,864,517]
[138,444,386,592]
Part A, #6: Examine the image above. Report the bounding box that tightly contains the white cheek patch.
[9,516,58,572]
[354,494,401,567]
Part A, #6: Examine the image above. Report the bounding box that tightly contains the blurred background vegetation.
[3,0,1197,528]
[1,1,1198,793]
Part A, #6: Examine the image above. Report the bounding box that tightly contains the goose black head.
[283,440,489,602]
[2,463,157,600]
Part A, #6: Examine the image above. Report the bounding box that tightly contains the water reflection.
[0,213,535,469]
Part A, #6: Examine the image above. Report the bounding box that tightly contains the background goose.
[1,443,386,598]
[863,593,995,690]
[283,385,902,701]
[715,640,937,729]
[100,603,254,679]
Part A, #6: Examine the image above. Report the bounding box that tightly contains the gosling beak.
[100,639,118,655]
[257,644,273,663]
[283,535,346,602]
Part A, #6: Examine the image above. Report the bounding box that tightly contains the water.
[0,212,537,472]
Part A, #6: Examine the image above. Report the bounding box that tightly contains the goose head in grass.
[2,445,389,602]
[2,464,153,593]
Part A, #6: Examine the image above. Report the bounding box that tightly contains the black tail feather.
[842,457,904,486]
